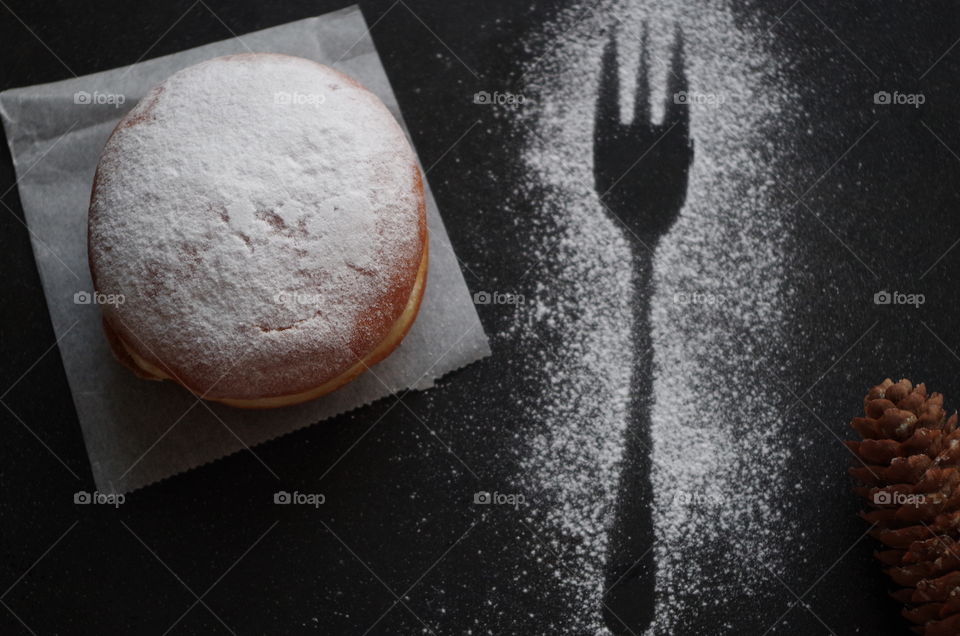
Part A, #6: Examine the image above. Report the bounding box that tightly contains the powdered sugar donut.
[88,54,427,408]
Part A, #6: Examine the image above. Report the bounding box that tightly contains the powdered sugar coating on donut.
[89,54,425,400]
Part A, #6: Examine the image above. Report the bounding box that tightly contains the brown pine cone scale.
[849,378,960,634]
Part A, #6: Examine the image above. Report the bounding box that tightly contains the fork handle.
[602,253,658,633]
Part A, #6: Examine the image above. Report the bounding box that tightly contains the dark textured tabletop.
[3,1,960,634]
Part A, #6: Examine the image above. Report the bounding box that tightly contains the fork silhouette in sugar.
[593,23,693,634]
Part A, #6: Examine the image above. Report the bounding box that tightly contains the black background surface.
[2,1,960,634]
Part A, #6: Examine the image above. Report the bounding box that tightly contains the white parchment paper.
[0,6,490,494]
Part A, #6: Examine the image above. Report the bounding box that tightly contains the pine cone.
[848,378,960,635]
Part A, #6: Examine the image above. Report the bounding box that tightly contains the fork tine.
[595,29,621,142]
[663,24,689,128]
[633,22,650,125]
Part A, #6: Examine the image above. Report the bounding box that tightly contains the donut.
[87,54,428,409]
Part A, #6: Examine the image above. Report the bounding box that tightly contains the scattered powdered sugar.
[89,54,423,399]
[510,4,633,633]
[512,0,801,632]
